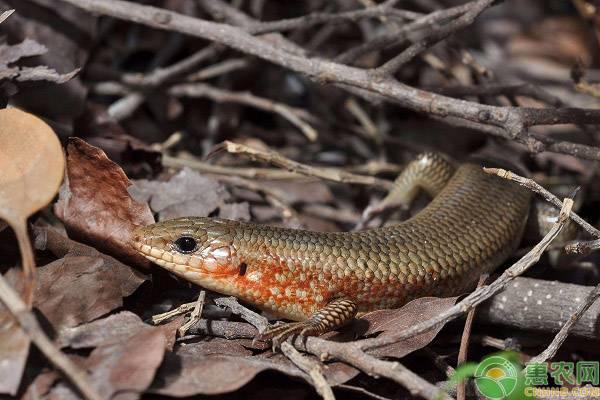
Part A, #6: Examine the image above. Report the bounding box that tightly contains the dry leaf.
[0,38,78,83]
[150,342,307,397]
[49,328,168,400]
[359,296,458,358]
[0,107,64,395]
[54,137,155,268]
[57,311,180,351]
[0,107,64,236]
[74,104,162,178]
[57,311,146,349]
[131,167,249,221]
[33,225,147,331]
[0,0,95,119]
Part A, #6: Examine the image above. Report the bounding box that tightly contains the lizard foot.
[257,299,358,349]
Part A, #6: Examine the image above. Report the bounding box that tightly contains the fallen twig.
[337,384,393,400]
[335,1,476,64]
[121,44,222,87]
[456,273,488,400]
[374,0,494,77]
[178,290,206,337]
[169,83,319,141]
[186,58,249,81]
[214,296,269,333]
[299,338,454,400]
[0,9,14,24]
[483,167,600,239]
[209,141,394,189]
[162,154,401,181]
[280,342,336,400]
[245,0,407,35]
[0,274,102,400]
[60,0,600,161]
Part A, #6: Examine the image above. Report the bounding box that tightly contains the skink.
[132,153,531,338]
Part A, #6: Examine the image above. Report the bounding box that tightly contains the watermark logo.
[474,355,520,400]
[449,352,527,400]
[451,352,599,399]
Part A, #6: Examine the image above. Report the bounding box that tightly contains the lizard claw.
[257,299,358,350]
[258,321,312,350]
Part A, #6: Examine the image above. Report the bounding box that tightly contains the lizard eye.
[173,236,198,254]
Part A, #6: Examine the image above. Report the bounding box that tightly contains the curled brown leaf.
[54,137,155,269]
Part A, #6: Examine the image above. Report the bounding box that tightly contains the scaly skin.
[132,154,530,322]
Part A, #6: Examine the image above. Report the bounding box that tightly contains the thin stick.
[337,384,393,400]
[483,167,600,238]
[162,154,402,181]
[301,338,454,400]
[178,290,206,337]
[152,302,196,324]
[186,58,249,81]
[210,141,393,190]
[375,0,494,76]
[335,1,475,64]
[0,9,15,24]
[213,296,269,333]
[0,274,102,400]
[456,273,488,400]
[344,98,379,140]
[108,92,144,120]
[121,44,222,87]
[169,83,319,141]
[280,342,336,400]
[246,0,406,35]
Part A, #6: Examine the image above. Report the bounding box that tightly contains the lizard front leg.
[259,299,358,347]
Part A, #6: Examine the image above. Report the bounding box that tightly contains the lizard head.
[132,217,244,291]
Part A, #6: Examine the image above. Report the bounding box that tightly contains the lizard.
[132,153,531,342]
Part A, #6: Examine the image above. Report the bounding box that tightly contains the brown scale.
[132,153,531,342]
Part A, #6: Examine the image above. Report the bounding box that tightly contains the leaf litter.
[2,2,598,399]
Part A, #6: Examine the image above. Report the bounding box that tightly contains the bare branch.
[335,1,475,64]
[430,83,564,107]
[299,338,454,400]
[375,0,494,76]
[121,44,222,87]
[59,0,600,161]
